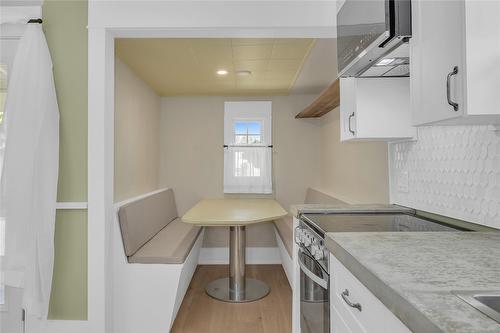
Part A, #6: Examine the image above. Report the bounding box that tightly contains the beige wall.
[159,95,322,247]
[318,108,389,204]
[114,59,161,203]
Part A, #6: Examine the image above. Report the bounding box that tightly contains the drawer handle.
[341,289,362,312]
[446,66,459,111]
[348,112,355,135]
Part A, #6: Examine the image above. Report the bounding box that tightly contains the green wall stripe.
[43,0,88,320]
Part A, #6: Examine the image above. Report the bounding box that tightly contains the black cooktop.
[300,213,470,237]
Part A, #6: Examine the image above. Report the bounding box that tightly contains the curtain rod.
[27,18,42,24]
[223,145,273,148]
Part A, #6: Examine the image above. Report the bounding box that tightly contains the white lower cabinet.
[330,254,411,333]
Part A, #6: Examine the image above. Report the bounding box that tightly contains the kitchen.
[0,0,499,333]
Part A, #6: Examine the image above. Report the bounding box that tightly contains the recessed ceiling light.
[236,70,252,77]
[216,69,228,76]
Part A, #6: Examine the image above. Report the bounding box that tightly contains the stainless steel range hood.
[337,0,412,78]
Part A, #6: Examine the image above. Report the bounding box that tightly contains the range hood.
[337,0,412,78]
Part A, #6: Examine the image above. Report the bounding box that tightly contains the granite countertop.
[325,232,500,333]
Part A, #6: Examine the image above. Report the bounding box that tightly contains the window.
[234,121,262,145]
[224,101,272,194]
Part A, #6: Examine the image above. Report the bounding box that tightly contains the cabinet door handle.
[341,289,362,312]
[348,112,355,135]
[446,66,459,111]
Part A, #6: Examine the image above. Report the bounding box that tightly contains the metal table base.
[206,226,270,302]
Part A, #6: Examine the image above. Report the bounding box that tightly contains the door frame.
[88,2,336,332]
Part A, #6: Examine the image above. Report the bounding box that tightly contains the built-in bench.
[112,188,204,333]
[274,188,346,285]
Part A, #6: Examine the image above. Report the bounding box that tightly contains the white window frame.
[223,101,272,194]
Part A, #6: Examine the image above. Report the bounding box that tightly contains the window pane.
[235,121,261,135]
[235,134,247,144]
[248,135,261,144]
[235,122,248,135]
[234,121,262,145]
[246,121,261,135]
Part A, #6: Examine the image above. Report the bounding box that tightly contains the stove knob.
[295,228,303,244]
[312,245,324,260]
[299,230,306,244]
[303,232,312,246]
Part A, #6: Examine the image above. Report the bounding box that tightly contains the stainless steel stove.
[296,206,470,333]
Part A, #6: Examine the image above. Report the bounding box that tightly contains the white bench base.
[274,227,293,287]
[112,219,204,333]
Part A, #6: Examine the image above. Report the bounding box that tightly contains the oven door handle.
[298,251,328,289]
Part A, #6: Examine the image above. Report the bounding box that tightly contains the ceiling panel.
[232,45,274,60]
[115,38,315,96]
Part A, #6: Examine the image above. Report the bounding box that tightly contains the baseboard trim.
[199,247,281,265]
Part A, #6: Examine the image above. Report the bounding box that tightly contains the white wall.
[291,38,337,95]
[318,108,390,204]
[390,125,500,229]
[114,59,161,203]
[88,1,337,34]
[158,95,322,247]
[0,287,23,333]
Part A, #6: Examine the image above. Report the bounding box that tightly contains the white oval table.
[182,198,287,303]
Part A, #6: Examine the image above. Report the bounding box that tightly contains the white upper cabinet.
[411,0,500,125]
[340,77,416,142]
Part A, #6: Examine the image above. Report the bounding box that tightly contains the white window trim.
[224,101,272,146]
[224,101,273,194]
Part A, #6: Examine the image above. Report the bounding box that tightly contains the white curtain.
[224,147,272,194]
[0,23,59,318]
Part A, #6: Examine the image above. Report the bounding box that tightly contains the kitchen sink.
[452,291,500,324]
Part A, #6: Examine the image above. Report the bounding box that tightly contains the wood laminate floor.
[171,265,292,333]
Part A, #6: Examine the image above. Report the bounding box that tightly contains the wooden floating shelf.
[295,78,340,118]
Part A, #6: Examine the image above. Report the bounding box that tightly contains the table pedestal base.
[205,225,270,302]
[206,277,270,303]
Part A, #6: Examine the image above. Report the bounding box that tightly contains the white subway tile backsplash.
[389,125,500,229]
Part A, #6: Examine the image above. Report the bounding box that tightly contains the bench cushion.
[118,189,178,256]
[128,218,202,264]
[274,215,293,256]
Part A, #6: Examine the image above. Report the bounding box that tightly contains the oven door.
[298,249,330,333]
